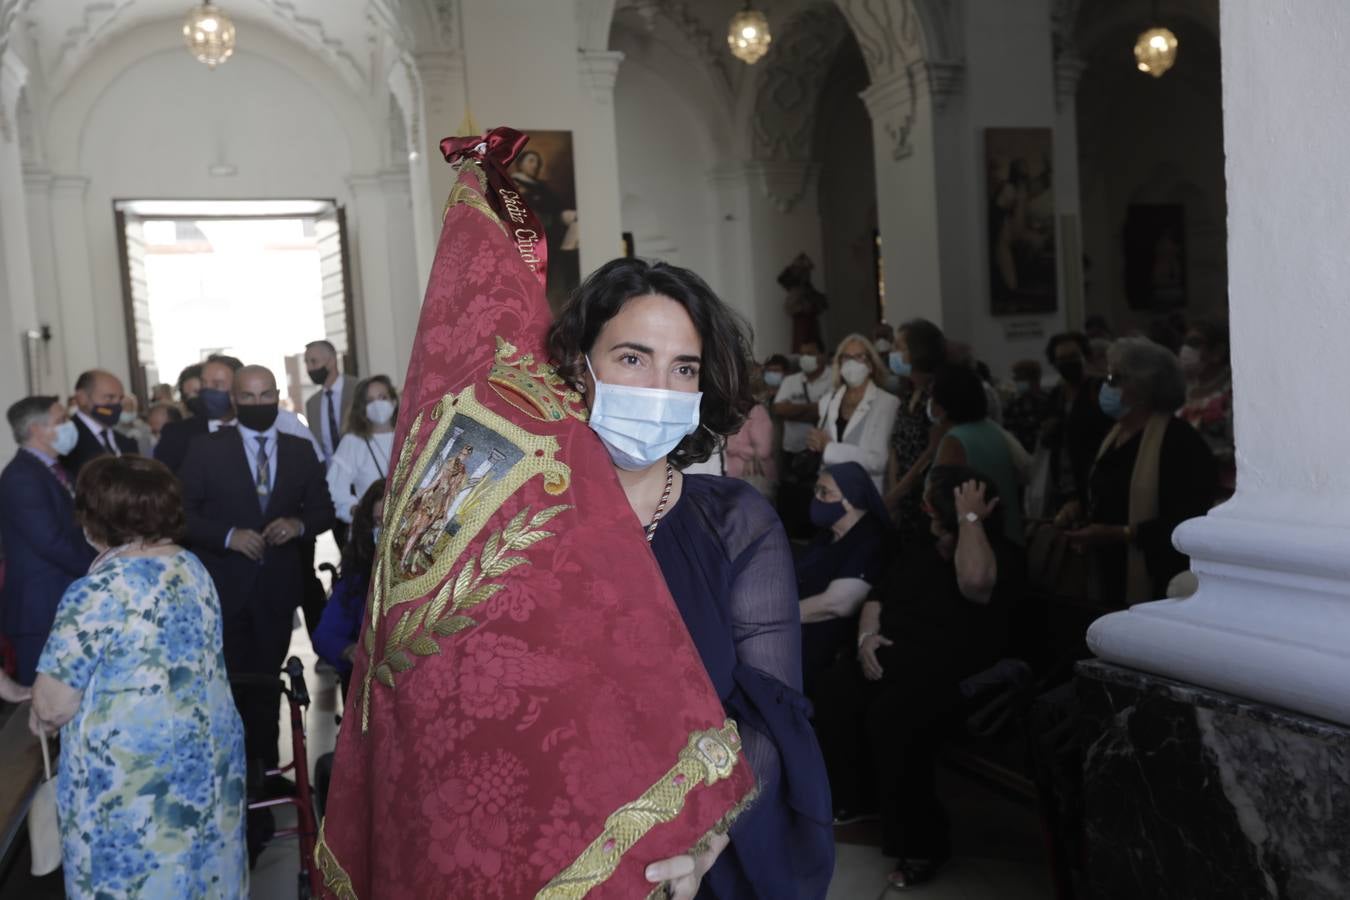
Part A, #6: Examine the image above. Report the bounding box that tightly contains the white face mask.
[875,338,893,353]
[51,420,79,456]
[840,359,870,388]
[119,411,137,426]
[763,371,784,388]
[799,355,820,375]
[586,357,703,471]
[366,398,397,425]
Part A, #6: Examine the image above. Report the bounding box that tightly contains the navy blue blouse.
[652,474,835,899]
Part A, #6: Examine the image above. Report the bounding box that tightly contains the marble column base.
[1077,659,1350,899]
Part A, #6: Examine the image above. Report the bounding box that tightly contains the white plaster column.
[1087,1,1350,726]
[347,171,421,381]
[1052,0,1087,331]
[736,159,824,357]
[47,174,97,386]
[575,49,625,274]
[410,50,468,282]
[861,69,945,330]
[0,74,28,457]
[706,165,758,337]
[23,166,64,388]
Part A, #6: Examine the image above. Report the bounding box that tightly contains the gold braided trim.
[315,819,358,900]
[536,721,744,900]
[642,782,762,900]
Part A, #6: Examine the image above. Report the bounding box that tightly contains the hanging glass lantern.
[1133,26,1178,78]
[183,3,236,69]
[727,5,771,65]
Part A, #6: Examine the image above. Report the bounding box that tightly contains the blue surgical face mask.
[763,370,784,388]
[52,420,79,456]
[198,387,233,420]
[1099,383,1129,420]
[888,350,912,378]
[809,498,847,529]
[586,358,703,471]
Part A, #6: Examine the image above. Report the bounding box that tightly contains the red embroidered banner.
[317,130,756,900]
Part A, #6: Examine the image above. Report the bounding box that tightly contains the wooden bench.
[0,702,43,865]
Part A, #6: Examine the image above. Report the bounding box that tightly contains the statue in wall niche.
[779,253,828,352]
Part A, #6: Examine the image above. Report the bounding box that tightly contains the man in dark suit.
[302,340,352,465]
[62,370,137,476]
[0,396,96,684]
[180,364,334,771]
[155,356,240,473]
[304,340,353,552]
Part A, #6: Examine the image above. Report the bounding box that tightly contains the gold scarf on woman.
[1094,413,1170,606]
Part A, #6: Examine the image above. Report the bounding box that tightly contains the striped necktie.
[255,436,271,511]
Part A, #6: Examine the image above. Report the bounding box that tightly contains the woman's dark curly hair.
[898,318,947,374]
[547,258,756,469]
[340,480,386,579]
[931,364,988,424]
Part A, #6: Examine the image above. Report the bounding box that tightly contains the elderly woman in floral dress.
[30,455,247,899]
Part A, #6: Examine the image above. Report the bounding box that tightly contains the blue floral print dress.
[36,549,248,899]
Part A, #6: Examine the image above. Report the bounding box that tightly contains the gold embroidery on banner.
[369,502,570,692]
[536,721,745,900]
[488,336,589,424]
[358,386,571,731]
[315,820,358,900]
[443,161,502,229]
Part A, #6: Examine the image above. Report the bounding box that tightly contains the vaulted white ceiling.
[2,0,455,96]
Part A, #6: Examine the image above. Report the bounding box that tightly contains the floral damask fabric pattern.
[37,551,248,900]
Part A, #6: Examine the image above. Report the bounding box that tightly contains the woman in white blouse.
[806,334,901,493]
[326,375,399,524]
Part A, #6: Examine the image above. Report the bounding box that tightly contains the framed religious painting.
[507,130,579,312]
[986,128,1058,315]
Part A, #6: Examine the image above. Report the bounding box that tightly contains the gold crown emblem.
[488,336,588,424]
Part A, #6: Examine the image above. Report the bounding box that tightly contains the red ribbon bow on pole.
[440,127,549,286]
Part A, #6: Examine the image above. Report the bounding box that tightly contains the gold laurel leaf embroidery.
[528,505,570,529]
[369,504,572,691]
[431,615,475,637]
[453,583,502,614]
[408,636,441,657]
[315,822,357,900]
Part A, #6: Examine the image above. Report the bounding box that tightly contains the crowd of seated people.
[0,307,1232,894]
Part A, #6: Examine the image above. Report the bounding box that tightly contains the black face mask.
[235,403,279,432]
[1056,360,1085,385]
[307,367,330,386]
[90,404,122,428]
[192,388,233,420]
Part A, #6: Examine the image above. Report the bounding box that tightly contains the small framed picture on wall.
[986,127,1058,315]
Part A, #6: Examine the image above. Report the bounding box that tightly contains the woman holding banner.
[548,258,835,899]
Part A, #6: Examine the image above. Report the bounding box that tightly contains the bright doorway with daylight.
[113,199,357,415]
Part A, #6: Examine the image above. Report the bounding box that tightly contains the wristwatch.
[857,630,877,649]
[963,511,980,524]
